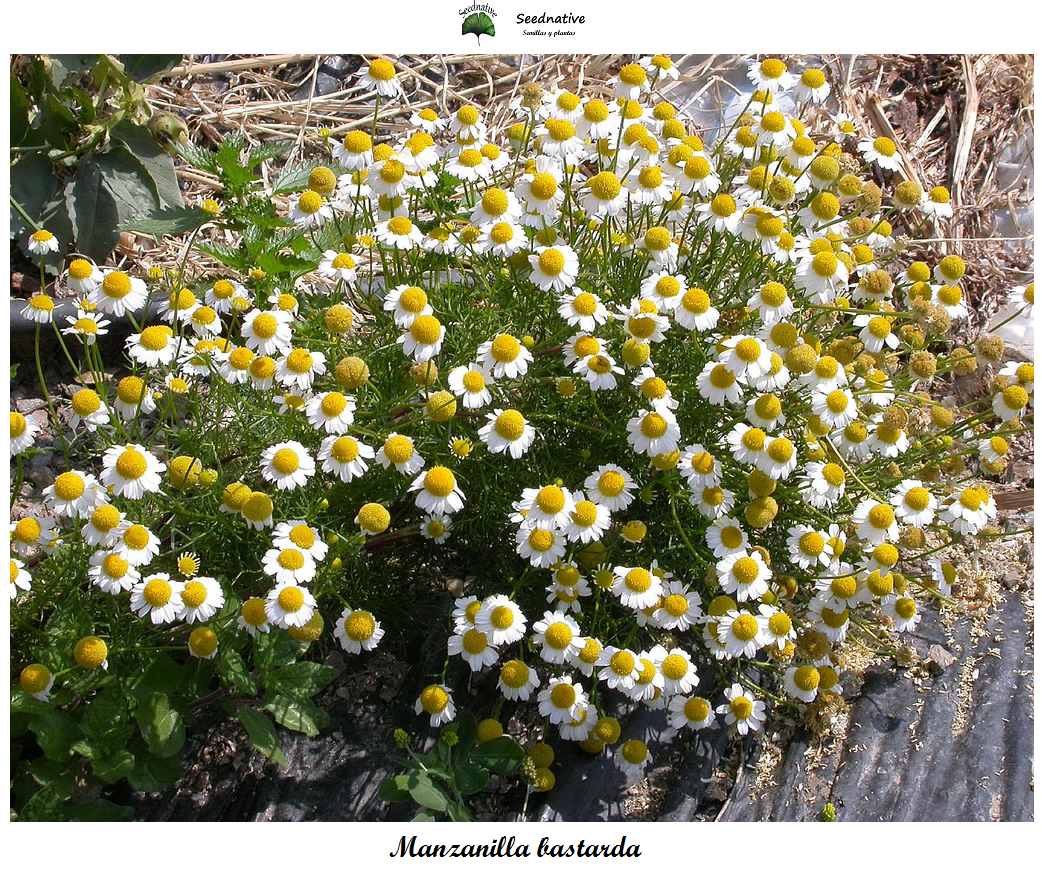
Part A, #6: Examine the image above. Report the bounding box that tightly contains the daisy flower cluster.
[11,55,1031,798]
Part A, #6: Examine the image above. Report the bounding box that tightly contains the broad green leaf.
[264,695,329,738]
[121,206,210,236]
[445,800,472,822]
[252,629,301,673]
[28,757,76,799]
[10,151,60,239]
[11,691,52,716]
[469,736,524,775]
[216,141,257,190]
[127,750,182,792]
[111,119,184,208]
[66,799,135,821]
[135,692,186,758]
[454,711,478,761]
[82,687,134,756]
[91,749,136,784]
[130,654,184,701]
[407,771,449,812]
[217,649,258,696]
[412,811,436,822]
[377,774,412,803]
[19,785,64,821]
[37,92,78,149]
[96,145,162,220]
[10,76,31,146]
[266,662,335,699]
[66,158,121,262]
[236,706,289,767]
[51,54,99,75]
[28,709,80,761]
[118,54,182,82]
[454,761,489,796]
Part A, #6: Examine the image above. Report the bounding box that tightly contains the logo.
[460,3,496,43]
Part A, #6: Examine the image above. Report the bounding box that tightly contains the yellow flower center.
[662,594,689,617]
[550,683,577,708]
[102,553,129,578]
[490,334,522,363]
[410,315,442,345]
[768,612,792,636]
[53,472,86,501]
[143,578,173,607]
[662,654,688,680]
[588,171,621,201]
[535,485,566,514]
[423,466,456,497]
[74,636,108,669]
[731,614,759,641]
[624,568,652,594]
[277,586,305,613]
[544,622,573,649]
[711,194,737,217]
[528,529,555,553]
[368,57,395,80]
[379,160,406,184]
[529,173,558,201]
[102,271,132,299]
[298,190,324,214]
[285,349,314,374]
[537,249,566,277]
[872,136,897,157]
[868,504,895,529]
[760,58,787,79]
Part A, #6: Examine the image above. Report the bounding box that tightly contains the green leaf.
[176,141,219,174]
[469,736,524,776]
[445,799,472,822]
[11,76,31,146]
[407,771,449,812]
[51,54,99,75]
[65,158,121,262]
[197,242,249,272]
[66,799,135,821]
[127,750,182,792]
[454,761,490,796]
[462,11,496,42]
[264,695,329,738]
[91,749,136,784]
[244,141,293,169]
[82,687,134,756]
[454,711,478,761]
[118,54,182,82]
[134,692,186,759]
[11,691,52,716]
[10,151,61,239]
[37,92,78,149]
[96,145,163,220]
[28,709,80,761]
[236,706,289,767]
[130,654,184,701]
[121,206,211,236]
[217,649,258,696]
[216,141,258,190]
[252,629,301,673]
[255,252,316,275]
[19,785,64,821]
[111,119,184,208]
[28,757,76,799]
[412,811,436,822]
[271,161,316,194]
[378,774,412,803]
[266,662,335,699]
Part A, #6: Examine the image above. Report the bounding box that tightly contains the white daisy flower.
[100,443,166,500]
[397,314,444,363]
[44,470,106,518]
[528,243,579,293]
[318,434,373,482]
[409,466,465,515]
[305,391,356,434]
[448,363,493,409]
[498,659,541,702]
[265,584,317,629]
[537,674,588,725]
[478,408,536,459]
[259,440,316,491]
[179,576,225,624]
[93,270,148,317]
[515,524,566,568]
[241,308,293,356]
[130,574,184,625]
[27,229,59,255]
[111,522,160,567]
[448,627,500,672]
[858,135,904,173]
[262,545,317,586]
[584,464,636,512]
[474,595,527,646]
[335,608,384,654]
[415,684,456,727]
[717,682,767,735]
[477,333,534,380]
[669,695,716,731]
[532,611,583,664]
[376,434,424,475]
[627,408,681,457]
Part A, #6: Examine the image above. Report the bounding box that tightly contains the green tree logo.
[462,12,496,43]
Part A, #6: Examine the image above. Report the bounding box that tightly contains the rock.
[1018,542,1033,566]
[926,644,958,675]
[1001,570,1021,589]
